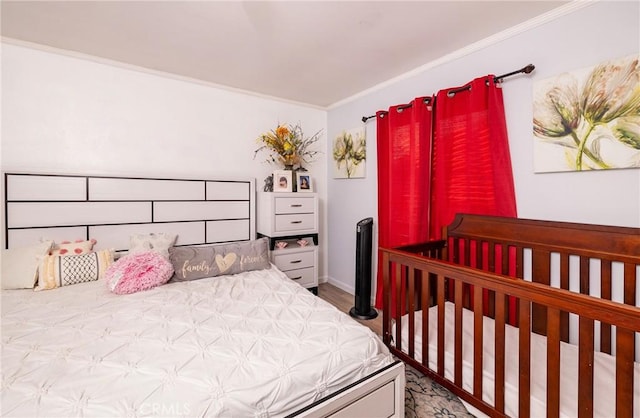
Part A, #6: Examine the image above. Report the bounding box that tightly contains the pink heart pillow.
[106,251,174,295]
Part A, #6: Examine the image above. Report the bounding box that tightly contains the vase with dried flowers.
[254,122,322,171]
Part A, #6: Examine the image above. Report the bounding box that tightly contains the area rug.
[404,362,475,418]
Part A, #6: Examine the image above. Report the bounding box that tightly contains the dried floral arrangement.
[254,123,322,169]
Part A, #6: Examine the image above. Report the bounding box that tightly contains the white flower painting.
[333,127,366,179]
[533,54,640,173]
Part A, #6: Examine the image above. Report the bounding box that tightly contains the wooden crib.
[380,213,640,418]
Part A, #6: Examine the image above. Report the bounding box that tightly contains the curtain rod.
[361,63,535,123]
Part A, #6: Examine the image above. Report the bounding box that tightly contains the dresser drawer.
[283,267,317,288]
[275,197,315,214]
[274,213,315,232]
[257,192,318,238]
[273,250,315,271]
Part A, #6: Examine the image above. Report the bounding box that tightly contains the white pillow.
[129,233,177,259]
[1,241,53,289]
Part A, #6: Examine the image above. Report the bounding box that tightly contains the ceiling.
[1,1,571,108]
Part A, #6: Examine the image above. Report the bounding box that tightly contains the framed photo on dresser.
[297,173,313,192]
[273,170,293,192]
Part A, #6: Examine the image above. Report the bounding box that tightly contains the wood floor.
[317,282,383,336]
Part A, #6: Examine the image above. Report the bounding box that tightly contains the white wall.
[1,43,329,279]
[326,1,640,294]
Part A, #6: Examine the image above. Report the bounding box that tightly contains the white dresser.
[257,192,319,294]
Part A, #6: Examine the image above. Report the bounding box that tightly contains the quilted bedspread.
[1,266,392,417]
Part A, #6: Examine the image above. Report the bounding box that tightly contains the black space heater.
[349,217,378,320]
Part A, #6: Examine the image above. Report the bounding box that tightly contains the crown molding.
[1,37,327,111]
[328,1,597,109]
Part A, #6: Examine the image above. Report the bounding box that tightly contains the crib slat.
[448,238,459,301]
[394,263,402,352]
[382,252,390,345]
[515,246,524,279]
[616,263,637,418]
[579,256,590,294]
[507,245,517,326]
[437,275,446,376]
[600,260,612,354]
[559,253,570,343]
[518,298,531,418]
[532,249,550,336]
[514,246,523,324]
[623,260,636,306]
[475,239,482,269]
[452,236,460,264]
[454,279,464,386]
[495,293,506,413]
[559,252,569,291]
[463,240,471,308]
[464,240,476,311]
[501,243,508,276]
[487,243,496,317]
[463,237,471,265]
[547,307,561,418]
[616,328,634,418]
[488,240,496,272]
[421,272,430,367]
[574,256,590,344]
[473,285,483,399]
[408,267,415,358]
[578,316,594,418]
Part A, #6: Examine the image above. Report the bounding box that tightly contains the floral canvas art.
[533,54,640,173]
[333,127,366,178]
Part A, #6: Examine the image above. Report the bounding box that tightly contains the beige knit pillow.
[36,249,114,291]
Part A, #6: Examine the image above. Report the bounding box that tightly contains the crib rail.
[445,214,640,346]
[381,247,640,418]
[446,214,640,264]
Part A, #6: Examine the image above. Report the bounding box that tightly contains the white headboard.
[4,173,256,251]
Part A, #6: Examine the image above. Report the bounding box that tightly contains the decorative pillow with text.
[169,238,270,282]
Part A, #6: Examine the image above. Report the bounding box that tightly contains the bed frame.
[381,213,639,418]
[3,172,405,418]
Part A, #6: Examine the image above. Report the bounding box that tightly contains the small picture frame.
[273,170,293,192]
[297,173,313,192]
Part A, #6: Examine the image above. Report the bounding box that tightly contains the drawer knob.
[291,204,302,207]
[291,276,302,280]
[291,220,302,224]
[290,260,302,264]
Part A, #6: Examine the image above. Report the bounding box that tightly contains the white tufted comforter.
[1,265,392,417]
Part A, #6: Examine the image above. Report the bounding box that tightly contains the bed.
[2,172,405,418]
[380,213,640,418]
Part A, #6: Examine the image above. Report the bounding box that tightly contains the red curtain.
[374,76,518,312]
[430,76,517,237]
[431,75,518,320]
[375,97,433,309]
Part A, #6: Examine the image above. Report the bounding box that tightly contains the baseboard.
[323,276,380,308]
[324,276,355,295]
